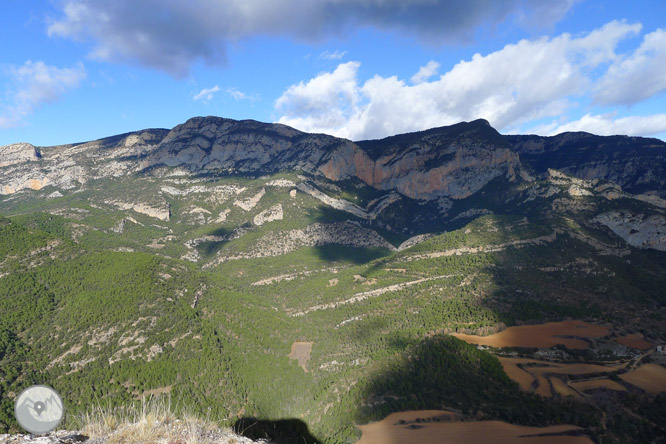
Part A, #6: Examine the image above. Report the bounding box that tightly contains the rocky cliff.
[1,115,665,226]
[507,132,666,198]
[0,117,523,202]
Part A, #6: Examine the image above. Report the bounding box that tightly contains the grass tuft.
[76,395,246,444]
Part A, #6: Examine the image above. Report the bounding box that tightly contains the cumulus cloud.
[193,85,220,101]
[594,28,666,105]
[47,0,574,76]
[275,61,361,136]
[275,21,645,140]
[539,113,666,137]
[411,61,440,85]
[0,60,86,129]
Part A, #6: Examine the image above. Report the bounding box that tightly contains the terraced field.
[460,320,666,401]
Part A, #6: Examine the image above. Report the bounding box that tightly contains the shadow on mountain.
[196,226,232,259]
[351,334,600,435]
[308,205,394,265]
[233,417,322,444]
[315,243,389,265]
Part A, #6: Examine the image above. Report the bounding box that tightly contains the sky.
[1,0,665,146]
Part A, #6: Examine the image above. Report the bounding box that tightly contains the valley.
[1,117,665,443]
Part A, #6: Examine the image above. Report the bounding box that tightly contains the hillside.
[1,117,665,443]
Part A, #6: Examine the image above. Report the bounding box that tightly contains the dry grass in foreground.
[77,396,263,444]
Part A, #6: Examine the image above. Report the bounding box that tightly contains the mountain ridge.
[3,116,665,201]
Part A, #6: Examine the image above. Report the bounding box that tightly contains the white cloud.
[320,50,348,60]
[47,0,575,76]
[226,87,259,101]
[0,60,86,129]
[275,61,361,136]
[594,28,666,105]
[540,113,666,137]
[411,61,440,85]
[275,21,644,140]
[193,85,220,101]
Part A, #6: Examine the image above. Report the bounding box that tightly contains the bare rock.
[0,143,40,167]
[594,211,666,251]
[253,204,283,226]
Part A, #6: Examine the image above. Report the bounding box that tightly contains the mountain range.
[1,117,665,443]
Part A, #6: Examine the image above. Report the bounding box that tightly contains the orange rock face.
[319,142,519,200]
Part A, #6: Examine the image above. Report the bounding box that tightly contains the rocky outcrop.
[0,143,40,167]
[140,116,338,175]
[295,182,400,220]
[593,212,666,251]
[253,204,283,226]
[508,132,666,198]
[206,221,395,266]
[0,129,168,196]
[105,200,171,221]
[234,188,265,211]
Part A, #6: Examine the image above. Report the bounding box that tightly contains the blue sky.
[1,0,665,146]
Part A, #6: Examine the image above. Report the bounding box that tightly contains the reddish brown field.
[620,363,666,394]
[529,362,626,376]
[614,334,653,350]
[453,320,609,349]
[569,379,626,392]
[357,410,594,444]
[535,375,552,397]
[551,377,581,398]
[498,357,535,391]
[498,357,626,398]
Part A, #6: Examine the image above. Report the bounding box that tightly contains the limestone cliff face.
[0,129,168,196]
[142,117,520,200]
[0,143,40,167]
[508,132,666,198]
[142,116,343,175]
[2,116,664,206]
[319,120,519,199]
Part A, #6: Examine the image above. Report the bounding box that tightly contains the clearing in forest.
[288,341,313,372]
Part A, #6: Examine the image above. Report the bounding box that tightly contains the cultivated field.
[453,320,609,349]
[569,379,627,393]
[498,357,535,390]
[551,377,581,398]
[614,333,653,350]
[484,321,666,399]
[620,363,666,394]
[357,410,594,444]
